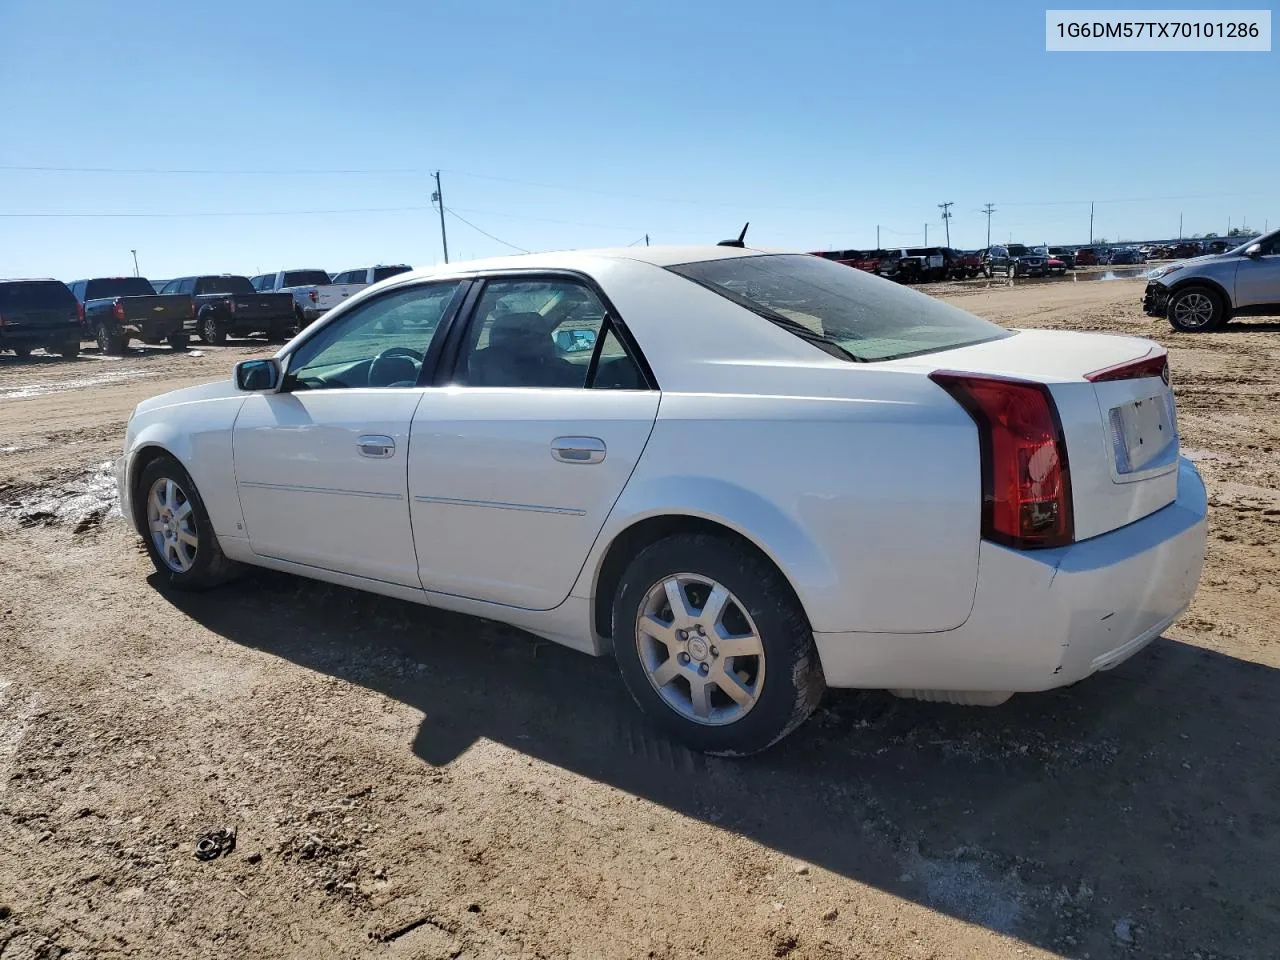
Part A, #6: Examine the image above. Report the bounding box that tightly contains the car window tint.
[373,266,411,282]
[284,281,461,391]
[454,279,613,389]
[589,328,645,390]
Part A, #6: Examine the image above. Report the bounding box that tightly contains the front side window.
[453,277,644,389]
[283,281,462,390]
[669,254,1008,362]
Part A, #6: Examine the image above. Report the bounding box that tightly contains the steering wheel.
[368,346,424,387]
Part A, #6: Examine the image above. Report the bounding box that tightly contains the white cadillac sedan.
[119,246,1207,754]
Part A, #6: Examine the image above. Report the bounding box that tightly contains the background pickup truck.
[69,276,191,354]
[0,279,83,359]
[159,275,295,345]
[249,269,356,330]
[329,264,413,288]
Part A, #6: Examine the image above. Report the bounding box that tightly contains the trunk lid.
[115,294,190,322]
[890,329,1180,541]
[227,292,294,319]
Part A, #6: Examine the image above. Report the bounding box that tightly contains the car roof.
[392,245,773,284]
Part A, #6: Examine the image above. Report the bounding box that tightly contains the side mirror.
[1245,243,1263,258]
[234,357,281,392]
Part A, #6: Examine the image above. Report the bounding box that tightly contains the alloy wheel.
[635,574,766,726]
[146,476,198,573]
[1172,292,1215,329]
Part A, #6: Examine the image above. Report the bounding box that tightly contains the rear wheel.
[11,345,32,359]
[56,339,80,359]
[96,323,126,355]
[1167,285,1226,332]
[167,332,190,351]
[611,534,825,756]
[136,455,238,590]
[200,312,228,346]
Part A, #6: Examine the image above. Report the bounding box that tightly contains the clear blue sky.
[1,0,1274,280]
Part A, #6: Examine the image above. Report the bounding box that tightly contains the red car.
[810,249,885,273]
[1074,247,1099,267]
[1046,256,1067,275]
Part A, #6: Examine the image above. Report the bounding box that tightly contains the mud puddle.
[0,460,120,532]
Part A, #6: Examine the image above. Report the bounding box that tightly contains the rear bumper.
[814,457,1208,692]
[1,326,81,347]
[1143,281,1170,317]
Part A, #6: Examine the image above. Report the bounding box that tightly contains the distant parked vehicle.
[150,279,171,293]
[952,250,984,279]
[329,265,413,287]
[249,269,358,330]
[69,277,191,354]
[1169,242,1203,260]
[878,249,927,283]
[1108,248,1142,266]
[158,275,295,345]
[984,245,1048,278]
[0,279,83,358]
[1144,229,1280,331]
[904,247,951,282]
[1047,247,1076,270]
[1074,247,1100,267]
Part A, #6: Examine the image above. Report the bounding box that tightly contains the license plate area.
[1109,391,1178,477]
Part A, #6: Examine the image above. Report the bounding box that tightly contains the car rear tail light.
[227,298,237,313]
[1084,348,1169,384]
[930,371,1074,550]
[112,299,126,322]
[188,299,196,318]
[76,302,85,325]
[308,290,318,303]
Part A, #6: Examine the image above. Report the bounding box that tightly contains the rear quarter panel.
[580,378,981,634]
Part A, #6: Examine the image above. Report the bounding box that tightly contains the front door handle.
[357,435,396,459]
[551,436,606,465]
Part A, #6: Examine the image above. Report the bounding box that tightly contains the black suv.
[0,279,83,359]
[983,244,1049,278]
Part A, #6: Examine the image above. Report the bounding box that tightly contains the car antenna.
[717,222,750,248]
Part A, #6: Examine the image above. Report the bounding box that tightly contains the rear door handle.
[357,435,396,459]
[551,436,606,464]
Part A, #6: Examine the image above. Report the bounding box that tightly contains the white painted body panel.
[409,387,659,609]
[232,390,422,586]
[119,245,1209,699]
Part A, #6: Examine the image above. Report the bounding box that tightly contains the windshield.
[196,276,255,295]
[0,281,76,310]
[282,270,331,287]
[85,277,156,299]
[668,254,1009,362]
[372,265,412,282]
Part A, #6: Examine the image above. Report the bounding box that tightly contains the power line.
[0,205,431,218]
[444,208,529,253]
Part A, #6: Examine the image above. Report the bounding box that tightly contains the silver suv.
[1144,230,1280,331]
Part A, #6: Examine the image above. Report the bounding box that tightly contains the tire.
[167,332,190,351]
[11,345,33,359]
[200,312,228,346]
[96,323,126,355]
[56,340,80,359]
[983,267,993,279]
[611,533,825,756]
[1167,285,1227,332]
[135,454,239,590]
[267,322,292,343]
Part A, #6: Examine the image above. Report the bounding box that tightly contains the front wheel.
[136,455,238,590]
[1167,285,1226,332]
[167,332,190,351]
[611,534,825,756]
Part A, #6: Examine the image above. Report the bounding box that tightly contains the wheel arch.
[1167,275,1232,311]
[588,511,814,643]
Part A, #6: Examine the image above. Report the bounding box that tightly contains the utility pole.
[876,225,880,248]
[1178,213,1183,240]
[644,234,650,247]
[982,203,995,248]
[1227,216,1231,238]
[924,223,928,245]
[431,171,449,264]
[130,249,139,277]
[938,202,953,247]
[1089,202,1094,244]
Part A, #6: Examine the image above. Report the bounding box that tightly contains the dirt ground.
[1,276,1278,960]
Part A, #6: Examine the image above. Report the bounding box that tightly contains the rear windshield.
[668,254,1009,362]
[282,270,331,287]
[0,281,76,310]
[196,276,254,295]
[372,265,411,282]
[85,277,156,299]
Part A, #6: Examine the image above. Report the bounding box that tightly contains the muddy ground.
[1,276,1278,960]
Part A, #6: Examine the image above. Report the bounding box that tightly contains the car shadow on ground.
[161,570,1280,958]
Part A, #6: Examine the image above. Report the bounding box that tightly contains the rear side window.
[669,254,1008,362]
[372,265,411,282]
[282,270,330,287]
[0,281,77,310]
[85,277,156,299]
